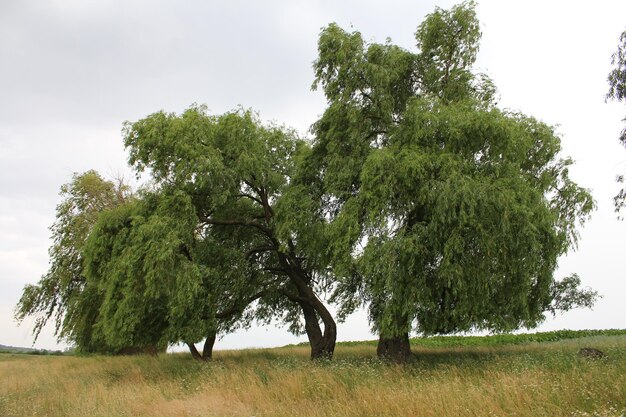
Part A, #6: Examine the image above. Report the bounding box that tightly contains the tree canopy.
[16,2,598,363]
[14,171,131,352]
[81,187,268,358]
[307,1,596,360]
[122,107,338,359]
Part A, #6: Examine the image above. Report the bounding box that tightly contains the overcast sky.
[2,0,626,351]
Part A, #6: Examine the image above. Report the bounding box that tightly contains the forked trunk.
[300,300,336,360]
[377,332,411,363]
[278,253,337,359]
[187,331,217,362]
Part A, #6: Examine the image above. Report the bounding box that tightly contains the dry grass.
[1,336,625,417]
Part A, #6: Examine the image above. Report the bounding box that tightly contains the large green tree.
[16,170,269,359]
[308,1,597,361]
[607,29,626,212]
[14,171,132,352]
[82,188,267,360]
[122,107,338,359]
[16,110,337,359]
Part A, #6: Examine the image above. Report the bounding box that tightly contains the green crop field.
[1,331,625,417]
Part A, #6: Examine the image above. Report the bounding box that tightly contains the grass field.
[1,332,625,417]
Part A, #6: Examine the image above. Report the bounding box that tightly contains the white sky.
[1,0,625,351]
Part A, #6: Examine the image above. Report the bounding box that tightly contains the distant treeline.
[0,343,72,355]
[0,348,67,356]
[332,329,626,348]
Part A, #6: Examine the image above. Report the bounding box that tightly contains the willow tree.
[82,189,266,360]
[122,107,337,359]
[308,1,597,361]
[14,171,132,352]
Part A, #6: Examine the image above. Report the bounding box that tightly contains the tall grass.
[1,335,625,417]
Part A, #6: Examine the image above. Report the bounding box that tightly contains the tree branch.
[262,267,289,275]
[246,245,278,258]
[214,290,268,319]
[243,180,261,196]
[258,185,275,220]
[280,288,309,305]
[235,193,263,206]
[199,214,274,237]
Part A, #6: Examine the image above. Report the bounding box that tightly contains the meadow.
[1,331,625,417]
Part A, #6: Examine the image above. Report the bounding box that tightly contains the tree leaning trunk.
[300,300,336,360]
[377,332,411,363]
[186,341,203,361]
[278,254,337,359]
[202,331,216,360]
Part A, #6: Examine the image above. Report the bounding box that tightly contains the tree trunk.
[377,332,411,363]
[187,331,217,362]
[186,341,203,361]
[202,331,216,361]
[300,300,336,360]
[277,253,337,360]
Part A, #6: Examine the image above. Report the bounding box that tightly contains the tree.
[308,1,597,361]
[122,107,338,359]
[82,189,267,360]
[607,29,626,212]
[14,171,132,352]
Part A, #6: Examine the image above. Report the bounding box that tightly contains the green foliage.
[14,171,130,348]
[607,29,626,212]
[123,106,337,350]
[607,31,626,121]
[359,101,595,335]
[83,192,192,350]
[309,2,596,340]
[548,274,598,313]
[123,105,300,212]
[415,1,487,102]
[82,187,263,351]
